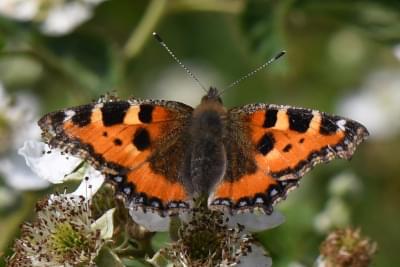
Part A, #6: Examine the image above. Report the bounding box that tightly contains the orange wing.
[39,98,193,215]
[209,104,368,213]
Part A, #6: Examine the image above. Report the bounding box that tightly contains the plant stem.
[170,0,244,14]
[123,0,168,59]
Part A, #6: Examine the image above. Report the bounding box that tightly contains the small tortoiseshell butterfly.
[38,86,368,215]
[38,34,368,216]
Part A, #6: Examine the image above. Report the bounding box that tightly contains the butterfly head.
[195,87,225,117]
[201,87,223,104]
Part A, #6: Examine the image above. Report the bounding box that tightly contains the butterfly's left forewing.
[209,103,368,213]
[39,98,194,215]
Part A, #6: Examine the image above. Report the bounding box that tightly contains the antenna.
[219,51,286,96]
[152,32,208,93]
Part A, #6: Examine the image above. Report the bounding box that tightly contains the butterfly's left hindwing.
[209,103,368,213]
[39,98,194,215]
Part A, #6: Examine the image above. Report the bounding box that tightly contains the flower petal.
[0,156,49,190]
[41,2,92,36]
[91,208,115,240]
[226,210,285,232]
[70,166,105,198]
[237,244,272,267]
[0,0,39,21]
[128,206,171,232]
[18,140,82,183]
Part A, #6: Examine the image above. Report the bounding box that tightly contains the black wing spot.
[263,108,278,128]
[320,115,339,135]
[101,101,130,126]
[113,138,123,146]
[51,111,66,126]
[299,138,305,144]
[102,131,108,137]
[257,133,275,155]
[138,104,154,123]
[71,105,93,127]
[132,128,150,151]
[345,120,368,137]
[283,144,292,152]
[287,108,313,133]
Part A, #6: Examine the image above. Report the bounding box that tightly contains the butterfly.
[38,86,368,216]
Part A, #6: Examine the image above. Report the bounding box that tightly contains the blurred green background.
[0,0,399,266]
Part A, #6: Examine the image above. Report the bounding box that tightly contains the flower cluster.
[8,194,114,267]
[143,204,275,267]
[0,0,107,36]
[317,228,377,267]
[161,208,263,266]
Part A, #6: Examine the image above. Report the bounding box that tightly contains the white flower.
[337,69,400,140]
[0,83,49,190]
[8,194,114,267]
[158,207,278,267]
[40,2,93,36]
[7,93,41,149]
[70,165,105,199]
[129,208,172,232]
[0,156,49,190]
[129,207,285,233]
[226,210,285,232]
[225,211,283,266]
[18,140,82,184]
[0,0,107,36]
[236,245,272,267]
[328,171,362,197]
[314,171,362,234]
[0,0,38,21]
[18,140,106,199]
[0,84,40,150]
[0,85,105,193]
[314,198,350,234]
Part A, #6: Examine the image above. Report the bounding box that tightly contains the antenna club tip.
[275,50,286,59]
[153,32,163,42]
